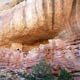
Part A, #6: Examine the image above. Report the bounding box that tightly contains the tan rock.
[0,0,79,51]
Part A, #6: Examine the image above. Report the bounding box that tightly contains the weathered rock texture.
[0,39,80,74]
[0,0,80,51]
[0,0,23,11]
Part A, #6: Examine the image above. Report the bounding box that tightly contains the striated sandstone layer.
[0,0,80,51]
[0,39,80,74]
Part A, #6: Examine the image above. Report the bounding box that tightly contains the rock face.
[0,0,80,51]
[0,39,80,73]
[0,0,23,11]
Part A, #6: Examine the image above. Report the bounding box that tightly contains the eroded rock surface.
[0,39,80,74]
[0,0,80,50]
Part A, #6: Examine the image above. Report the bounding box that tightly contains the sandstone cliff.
[0,0,79,51]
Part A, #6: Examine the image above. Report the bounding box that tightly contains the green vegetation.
[18,59,74,80]
[58,69,73,80]
[0,59,78,80]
